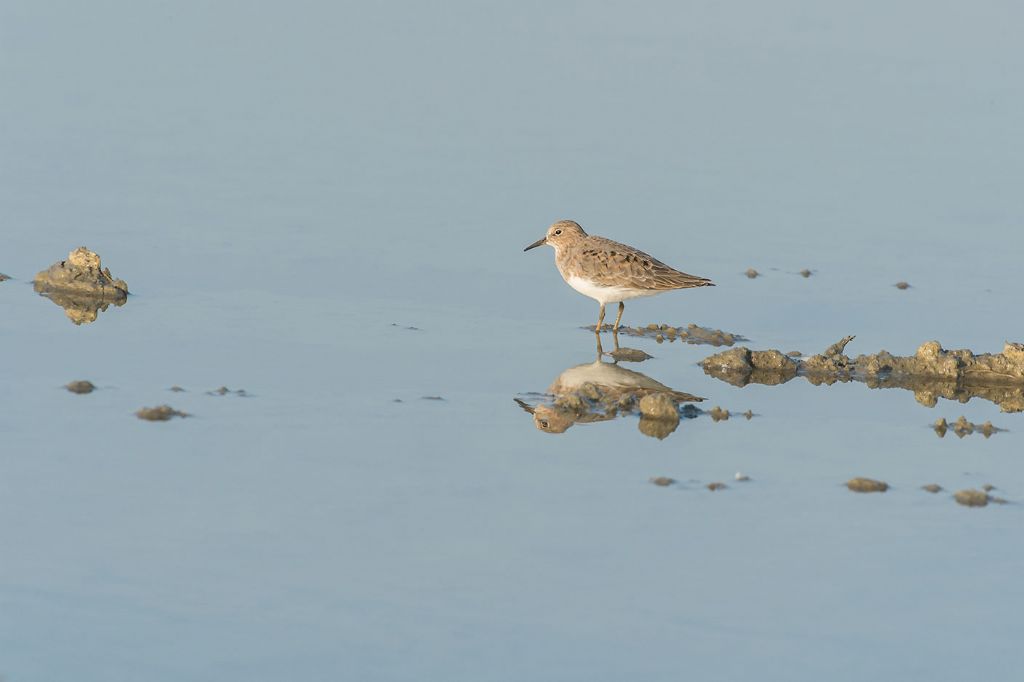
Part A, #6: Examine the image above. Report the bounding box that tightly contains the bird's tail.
[672,272,715,289]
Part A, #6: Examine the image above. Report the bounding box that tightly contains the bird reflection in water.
[515,332,703,438]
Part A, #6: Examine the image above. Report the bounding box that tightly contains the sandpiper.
[524,220,714,330]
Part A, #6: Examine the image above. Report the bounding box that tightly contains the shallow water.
[2,1,1023,680]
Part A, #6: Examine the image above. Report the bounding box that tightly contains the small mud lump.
[846,477,889,493]
[65,380,96,394]
[136,405,189,421]
[639,393,679,420]
[708,406,730,422]
[954,489,989,507]
[638,394,681,440]
[609,347,653,363]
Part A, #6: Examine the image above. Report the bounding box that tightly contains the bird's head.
[514,398,575,433]
[523,220,587,253]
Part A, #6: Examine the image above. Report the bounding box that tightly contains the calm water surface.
[2,2,1023,680]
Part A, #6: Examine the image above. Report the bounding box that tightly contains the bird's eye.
[539,420,549,428]
[554,229,562,235]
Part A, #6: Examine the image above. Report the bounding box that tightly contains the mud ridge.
[702,337,1024,412]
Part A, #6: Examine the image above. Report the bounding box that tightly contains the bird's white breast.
[564,275,656,305]
[551,361,674,394]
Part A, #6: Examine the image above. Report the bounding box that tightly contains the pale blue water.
[2,2,1023,680]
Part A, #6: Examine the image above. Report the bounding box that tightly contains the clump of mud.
[708,406,730,422]
[650,476,676,487]
[0,272,10,282]
[933,417,1003,438]
[587,323,745,347]
[799,269,812,278]
[638,393,682,439]
[895,281,911,290]
[953,489,990,507]
[207,386,249,397]
[921,485,1009,505]
[136,405,189,421]
[65,380,96,394]
[34,247,128,298]
[702,346,798,386]
[639,393,679,420]
[745,268,759,279]
[846,477,889,493]
[703,337,1024,412]
[706,482,728,491]
[33,248,129,325]
[607,347,653,363]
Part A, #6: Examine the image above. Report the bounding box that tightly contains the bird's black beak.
[513,398,536,414]
[523,236,547,252]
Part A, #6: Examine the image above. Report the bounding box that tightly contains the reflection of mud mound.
[35,288,127,325]
[587,322,746,347]
[34,247,128,325]
[703,337,1024,412]
[933,417,1004,439]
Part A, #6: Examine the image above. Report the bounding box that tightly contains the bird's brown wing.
[570,237,714,291]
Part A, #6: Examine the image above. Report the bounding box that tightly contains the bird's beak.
[513,398,536,414]
[523,236,547,252]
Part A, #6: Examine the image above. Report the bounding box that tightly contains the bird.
[523,219,714,330]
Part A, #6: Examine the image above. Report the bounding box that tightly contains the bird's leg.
[613,302,625,331]
[594,330,604,359]
[612,327,621,352]
[597,303,606,332]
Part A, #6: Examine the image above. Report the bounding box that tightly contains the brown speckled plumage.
[558,235,713,291]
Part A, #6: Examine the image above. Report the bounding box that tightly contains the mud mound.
[703,337,1024,412]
